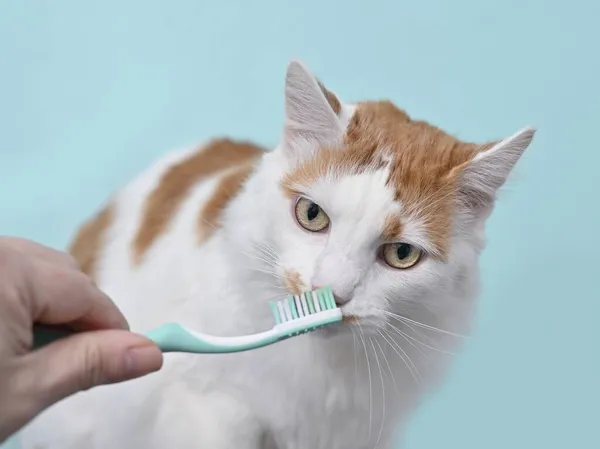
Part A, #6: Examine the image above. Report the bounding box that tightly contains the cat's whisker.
[370,337,386,449]
[244,264,279,277]
[395,318,454,354]
[384,329,422,382]
[241,249,279,269]
[252,242,280,264]
[378,329,421,384]
[252,250,278,267]
[389,316,448,347]
[379,309,468,339]
[366,334,392,384]
[381,330,421,384]
[255,242,280,261]
[241,254,277,270]
[398,327,457,356]
[247,241,279,261]
[265,246,280,261]
[352,329,359,388]
[380,303,440,348]
[247,266,283,278]
[374,336,398,394]
[357,323,373,439]
[254,240,276,254]
[398,294,436,314]
[385,322,426,358]
[240,256,282,277]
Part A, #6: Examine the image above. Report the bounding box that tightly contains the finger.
[27,260,129,331]
[0,237,78,269]
[7,330,162,434]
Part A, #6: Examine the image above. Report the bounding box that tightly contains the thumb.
[17,330,163,417]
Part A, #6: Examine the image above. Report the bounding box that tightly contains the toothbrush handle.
[144,323,223,353]
[32,323,284,354]
[144,323,282,353]
[30,323,218,353]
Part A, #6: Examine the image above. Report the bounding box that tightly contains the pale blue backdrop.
[1,1,598,448]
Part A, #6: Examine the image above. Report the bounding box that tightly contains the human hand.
[0,237,163,442]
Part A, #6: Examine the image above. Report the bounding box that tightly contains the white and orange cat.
[21,60,534,449]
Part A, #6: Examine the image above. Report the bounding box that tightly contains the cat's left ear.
[457,127,536,212]
[282,60,345,160]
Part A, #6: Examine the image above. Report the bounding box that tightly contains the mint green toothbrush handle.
[145,323,218,353]
[32,323,282,354]
[144,323,281,353]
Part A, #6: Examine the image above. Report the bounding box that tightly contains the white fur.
[20,61,534,449]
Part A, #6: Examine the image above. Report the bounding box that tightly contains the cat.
[20,60,535,449]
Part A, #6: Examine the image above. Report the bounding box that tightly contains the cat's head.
[244,60,534,336]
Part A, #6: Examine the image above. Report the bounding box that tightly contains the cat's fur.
[20,61,535,449]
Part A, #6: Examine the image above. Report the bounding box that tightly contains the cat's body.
[20,61,534,449]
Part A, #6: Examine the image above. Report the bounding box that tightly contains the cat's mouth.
[317,314,368,338]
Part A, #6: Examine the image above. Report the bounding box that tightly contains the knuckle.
[78,341,106,391]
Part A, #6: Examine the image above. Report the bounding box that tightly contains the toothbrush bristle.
[270,286,336,325]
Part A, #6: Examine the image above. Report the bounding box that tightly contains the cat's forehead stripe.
[69,203,113,280]
[133,139,264,264]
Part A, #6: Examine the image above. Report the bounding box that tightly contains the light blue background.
[1,1,598,448]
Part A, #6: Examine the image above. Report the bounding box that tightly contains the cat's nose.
[311,250,361,305]
[333,292,350,306]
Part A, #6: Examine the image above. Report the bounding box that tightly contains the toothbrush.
[32,286,342,353]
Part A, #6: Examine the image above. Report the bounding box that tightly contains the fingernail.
[124,343,163,378]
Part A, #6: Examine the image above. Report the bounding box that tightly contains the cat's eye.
[294,197,330,232]
[381,243,422,269]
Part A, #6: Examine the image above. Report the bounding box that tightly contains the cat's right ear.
[282,60,344,161]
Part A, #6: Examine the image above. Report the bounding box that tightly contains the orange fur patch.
[281,100,495,258]
[69,203,113,279]
[133,139,264,264]
[382,215,403,241]
[198,164,255,242]
[283,268,303,295]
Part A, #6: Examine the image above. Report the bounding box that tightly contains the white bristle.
[300,293,309,316]
[294,296,303,317]
[312,291,321,312]
[277,302,287,323]
[284,300,293,322]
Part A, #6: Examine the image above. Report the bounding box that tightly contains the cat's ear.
[282,60,344,160]
[457,127,536,212]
